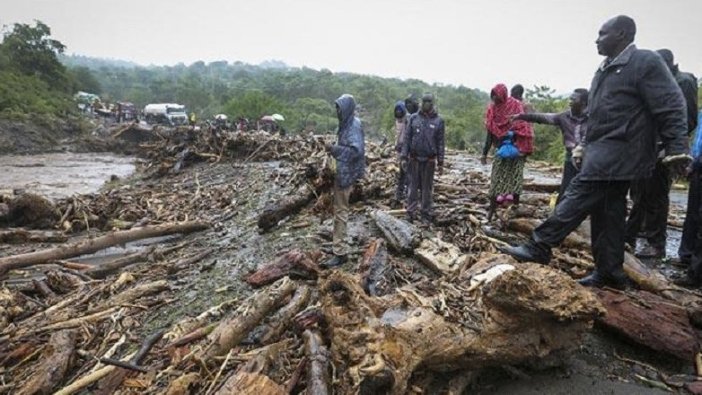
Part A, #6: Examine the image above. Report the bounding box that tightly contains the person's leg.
[680,170,701,264]
[557,151,577,204]
[643,162,671,253]
[420,160,436,222]
[505,175,605,264]
[332,185,352,256]
[590,181,630,283]
[625,179,646,248]
[395,159,407,201]
[406,160,420,221]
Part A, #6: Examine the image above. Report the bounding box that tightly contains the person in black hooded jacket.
[321,94,365,268]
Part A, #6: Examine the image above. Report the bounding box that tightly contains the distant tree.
[222,91,287,122]
[0,21,70,92]
[69,66,102,94]
[525,86,568,163]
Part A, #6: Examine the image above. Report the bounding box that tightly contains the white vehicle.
[143,103,189,126]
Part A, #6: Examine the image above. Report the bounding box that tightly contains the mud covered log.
[253,285,312,345]
[0,221,210,277]
[594,289,699,361]
[201,277,297,359]
[359,238,391,296]
[215,341,288,395]
[507,218,590,250]
[371,210,421,255]
[415,237,468,275]
[17,329,76,395]
[303,329,331,395]
[320,260,604,394]
[0,228,67,244]
[84,249,152,279]
[245,250,319,287]
[1,193,59,229]
[257,184,316,232]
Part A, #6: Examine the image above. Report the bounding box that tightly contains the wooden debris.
[371,210,420,254]
[302,329,331,395]
[359,238,391,296]
[415,237,468,274]
[0,228,67,244]
[17,329,76,395]
[245,250,319,287]
[595,289,699,361]
[0,221,210,277]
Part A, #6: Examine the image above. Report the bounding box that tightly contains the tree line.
[10,21,697,164]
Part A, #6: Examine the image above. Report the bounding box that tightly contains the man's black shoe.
[501,244,550,265]
[320,254,347,269]
[635,245,665,259]
[578,271,635,290]
[673,275,702,288]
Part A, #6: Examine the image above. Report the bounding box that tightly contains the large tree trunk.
[319,258,604,394]
[17,329,76,395]
[595,289,699,361]
[0,221,209,277]
[200,277,297,360]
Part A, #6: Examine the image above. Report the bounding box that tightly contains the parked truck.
[143,103,189,126]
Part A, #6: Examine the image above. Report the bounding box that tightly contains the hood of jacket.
[335,94,356,131]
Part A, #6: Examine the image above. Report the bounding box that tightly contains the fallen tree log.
[84,249,153,279]
[214,342,288,395]
[0,221,210,277]
[320,260,604,394]
[253,285,312,345]
[359,238,391,296]
[245,250,319,287]
[415,237,468,275]
[594,289,699,361]
[371,210,420,255]
[200,277,297,360]
[17,329,76,395]
[303,329,332,395]
[257,184,316,232]
[0,228,67,244]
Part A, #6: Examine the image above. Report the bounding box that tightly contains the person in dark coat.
[321,94,366,268]
[401,93,445,225]
[513,88,589,203]
[626,48,699,259]
[677,112,702,286]
[502,15,690,289]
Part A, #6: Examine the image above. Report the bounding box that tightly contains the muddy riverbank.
[0,132,698,394]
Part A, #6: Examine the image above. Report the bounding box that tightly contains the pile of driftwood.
[1,129,701,393]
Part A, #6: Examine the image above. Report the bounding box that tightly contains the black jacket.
[580,45,688,181]
[402,110,445,164]
[672,68,699,133]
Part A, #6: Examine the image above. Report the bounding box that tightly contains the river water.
[0,152,136,200]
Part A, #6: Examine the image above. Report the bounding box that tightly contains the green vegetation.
[0,20,618,164]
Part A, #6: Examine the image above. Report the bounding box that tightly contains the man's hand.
[662,153,693,177]
[400,157,408,171]
[480,156,488,165]
[571,145,584,170]
[324,143,334,153]
[509,114,523,122]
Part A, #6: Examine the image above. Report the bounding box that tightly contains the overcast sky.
[3,0,701,94]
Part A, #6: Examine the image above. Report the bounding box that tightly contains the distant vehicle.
[74,91,100,112]
[143,103,189,126]
[115,102,137,122]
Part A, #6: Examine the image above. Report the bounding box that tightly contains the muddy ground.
[1,142,696,393]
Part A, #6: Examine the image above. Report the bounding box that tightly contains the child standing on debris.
[321,94,366,268]
[482,83,534,221]
[393,101,409,204]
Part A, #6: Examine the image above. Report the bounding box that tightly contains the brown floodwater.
[0,152,136,200]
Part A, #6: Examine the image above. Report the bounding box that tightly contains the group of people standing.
[320,14,700,291]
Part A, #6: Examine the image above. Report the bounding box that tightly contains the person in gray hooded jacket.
[321,94,365,268]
